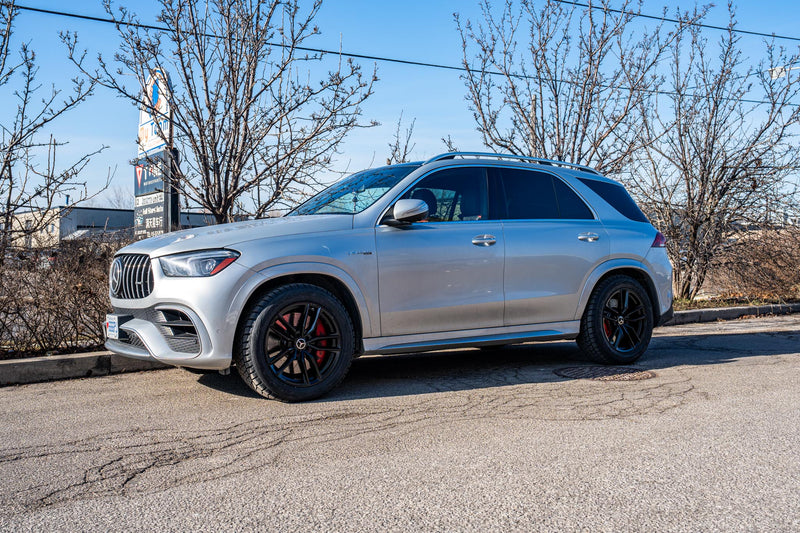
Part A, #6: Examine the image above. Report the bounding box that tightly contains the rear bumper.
[656,303,674,327]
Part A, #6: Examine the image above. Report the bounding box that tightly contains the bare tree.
[441,135,459,153]
[628,5,800,300]
[456,0,675,174]
[386,112,416,165]
[105,183,133,210]
[0,2,107,263]
[65,0,376,224]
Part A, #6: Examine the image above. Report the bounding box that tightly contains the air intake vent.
[110,254,154,299]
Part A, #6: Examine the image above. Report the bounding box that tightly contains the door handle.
[578,232,600,242]
[472,234,497,246]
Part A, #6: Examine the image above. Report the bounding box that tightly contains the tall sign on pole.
[134,70,179,239]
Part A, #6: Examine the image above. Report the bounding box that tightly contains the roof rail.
[423,152,602,176]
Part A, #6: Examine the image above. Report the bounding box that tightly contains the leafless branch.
[386,112,416,165]
[64,0,376,223]
[457,0,678,174]
[627,3,800,299]
[1,5,107,263]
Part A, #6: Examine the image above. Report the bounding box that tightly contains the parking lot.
[2,315,799,531]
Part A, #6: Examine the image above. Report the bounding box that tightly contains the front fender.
[226,261,375,339]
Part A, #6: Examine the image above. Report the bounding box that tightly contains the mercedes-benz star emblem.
[110,258,123,296]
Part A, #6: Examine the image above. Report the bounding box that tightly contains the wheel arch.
[575,261,661,324]
[233,268,369,355]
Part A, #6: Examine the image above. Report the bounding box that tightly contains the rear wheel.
[577,275,653,364]
[234,284,355,402]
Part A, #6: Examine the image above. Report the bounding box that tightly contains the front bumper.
[106,260,257,370]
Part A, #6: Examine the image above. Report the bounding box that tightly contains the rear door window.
[490,168,593,220]
[492,168,559,219]
[553,178,594,219]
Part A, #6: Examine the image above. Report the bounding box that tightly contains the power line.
[4,1,798,108]
[552,0,800,43]
[553,1,800,89]
[7,3,466,73]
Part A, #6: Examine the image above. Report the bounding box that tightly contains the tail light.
[651,231,666,248]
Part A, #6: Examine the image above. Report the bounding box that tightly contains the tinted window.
[402,167,487,222]
[553,178,594,219]
[578,178,649,223]
[496,168,559,219]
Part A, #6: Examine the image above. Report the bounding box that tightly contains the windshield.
[290,164,420,216]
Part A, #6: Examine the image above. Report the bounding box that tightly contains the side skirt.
[362,320,580,355]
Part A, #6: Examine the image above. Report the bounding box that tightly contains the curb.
[0,351,167,387]
[663,302,800,327]
[2,303,799,387]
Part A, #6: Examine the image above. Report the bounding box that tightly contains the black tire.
[233,283,355,402]
[577,275,653,365]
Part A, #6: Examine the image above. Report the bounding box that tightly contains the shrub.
[707,228,800,301]
[0,239,127,359]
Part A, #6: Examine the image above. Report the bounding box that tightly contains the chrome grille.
[111,254,154,299]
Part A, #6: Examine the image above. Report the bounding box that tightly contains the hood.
[120,215,353,257]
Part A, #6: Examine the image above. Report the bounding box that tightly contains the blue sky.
[6,0,800,207]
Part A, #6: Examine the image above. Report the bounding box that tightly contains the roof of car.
[412,152,625,186]
[422,152,602,175]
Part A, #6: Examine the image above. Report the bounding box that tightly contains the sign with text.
[133,180,179,239]
[134,150,171,196]
[137,70,173,157]
[134,192,164,238]
[133,69,179,240]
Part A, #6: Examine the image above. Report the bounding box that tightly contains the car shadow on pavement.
[324,328,800,402]
[195,371,263,399]
[187,328,800,402]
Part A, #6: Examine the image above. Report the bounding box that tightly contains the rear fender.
[574,259,658,321]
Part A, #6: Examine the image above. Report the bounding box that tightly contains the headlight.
[159,249,240,277]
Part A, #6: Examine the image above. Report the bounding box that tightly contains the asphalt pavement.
[1,316,799,531]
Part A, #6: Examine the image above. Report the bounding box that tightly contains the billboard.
[137,70,173,157]
[134,70,179,240]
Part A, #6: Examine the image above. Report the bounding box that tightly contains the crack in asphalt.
[0,369,701,512]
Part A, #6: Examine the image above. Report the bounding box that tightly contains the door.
[490,167,610,325]
[376,167,504,336]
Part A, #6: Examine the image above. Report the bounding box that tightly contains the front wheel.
[234,284,355,402]
[577,275,653,364]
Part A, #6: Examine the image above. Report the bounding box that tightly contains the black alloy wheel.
[266,302,342,387]
[600,287,647,353]
[577,275,654,364]
[234,283,355,402]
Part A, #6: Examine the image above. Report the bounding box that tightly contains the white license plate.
[105,314,119,340]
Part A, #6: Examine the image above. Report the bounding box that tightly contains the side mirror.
[384,199,429,226]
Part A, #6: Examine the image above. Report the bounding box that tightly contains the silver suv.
[105,152,673,401]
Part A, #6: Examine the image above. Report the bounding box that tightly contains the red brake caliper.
[313,320,328,365]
